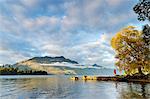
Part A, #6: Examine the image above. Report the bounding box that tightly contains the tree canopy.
[133,0,150,21]
[111,26,150,75]
[110,0,150,75]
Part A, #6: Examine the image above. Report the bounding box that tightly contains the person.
[114,69,116,76]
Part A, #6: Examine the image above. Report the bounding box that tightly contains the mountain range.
[15,56,78,65]
[3,56,104,75]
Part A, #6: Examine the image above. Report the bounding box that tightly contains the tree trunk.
[138,67,143,74]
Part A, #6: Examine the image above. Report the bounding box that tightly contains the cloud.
[20,0,39,7]
[63,33,115,67]
[22,16,60,33]
[106,0,124,6]
[0,50,29,64]
[0,0,140,68]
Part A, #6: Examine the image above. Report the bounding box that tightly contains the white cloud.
[0,50,29,64]
[20,0,39,7]
[22,16,60,32]
[63,34,115,67]
[0,0,139,68]
[40,44,63,56]
[106,0,124,6]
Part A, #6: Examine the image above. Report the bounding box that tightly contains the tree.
[133,0,150,46]
[133,0,150,75]
[111,26,150,75]
[133,0,150,21]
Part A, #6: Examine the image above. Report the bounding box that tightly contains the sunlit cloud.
[0,0,141,68]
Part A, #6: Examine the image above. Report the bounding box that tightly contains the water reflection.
[118,82,150,99]
[0,76,149,99]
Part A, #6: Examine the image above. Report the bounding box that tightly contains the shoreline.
[70,75,150,83]
[0,75,149,83]
[96,76,150,83]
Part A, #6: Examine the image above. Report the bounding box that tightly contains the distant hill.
[2,56,108,75]
[13,56,78,74]
[16,56,78,65]
[92,64,103,67]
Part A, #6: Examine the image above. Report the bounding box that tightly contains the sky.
[0,0,147,68]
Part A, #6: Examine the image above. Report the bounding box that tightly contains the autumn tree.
[133,0,150,74]
[111,26,150,75]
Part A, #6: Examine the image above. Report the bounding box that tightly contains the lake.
[0,75,150,99]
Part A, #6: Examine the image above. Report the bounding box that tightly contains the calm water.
[0,75,150,99]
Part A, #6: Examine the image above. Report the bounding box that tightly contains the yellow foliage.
[111,26,150,75]
[111,26,141,50]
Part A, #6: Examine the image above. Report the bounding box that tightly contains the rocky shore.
[96,75,150,83]
[71,74,150,83]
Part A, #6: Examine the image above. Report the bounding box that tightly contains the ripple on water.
[0,76,150,99]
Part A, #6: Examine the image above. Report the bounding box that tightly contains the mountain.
[13,56,79,75]
[92,64,103,68]
[10,56,108,75]
[17,56,78,64]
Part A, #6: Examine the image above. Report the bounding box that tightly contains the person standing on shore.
[114,69,116,76]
